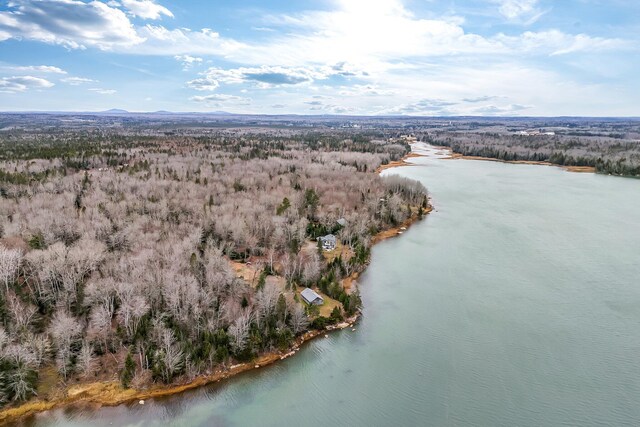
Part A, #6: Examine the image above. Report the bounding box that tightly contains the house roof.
[320,234,336,242]
[301,288,323,303]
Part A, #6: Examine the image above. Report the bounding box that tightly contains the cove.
[25,145,640,427]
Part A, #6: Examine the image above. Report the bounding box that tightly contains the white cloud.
[0,0,636,116]
[338,84,395,97]
[0,0,143,49]
[0,0,628,63]
[187,66,313,90]
[232,0,628,71]
[462,95,500,103]
[0,76,54,93]
[190,94,244,102]
[89,88,117,95]
[121,0,173,20]
[3,65,66,74]
[62,77,98,85]
[190,94,251,107]
[186,64,366,92]
[175,55,203,70]
[186,78,219,91]
[0,1,240,55]
[492,0,539,20]
[495,30,628,55]
[381,98,459,115]
[302,99,356,114]
[364,59,629,116]
[471,103,531,115]
[127,25,244,55]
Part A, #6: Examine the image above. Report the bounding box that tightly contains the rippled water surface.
[28,145,640,426]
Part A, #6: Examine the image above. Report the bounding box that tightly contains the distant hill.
[100,109,129,114]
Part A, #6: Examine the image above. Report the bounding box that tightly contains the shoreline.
[439,146,596,173]
[0,148,431,425]
[376,152,424,173]
[0,318,359,424]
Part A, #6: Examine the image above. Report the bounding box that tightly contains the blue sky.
[0,0,638,116]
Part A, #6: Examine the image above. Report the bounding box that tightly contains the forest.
[0,121,429,407]
[419,127,640,177]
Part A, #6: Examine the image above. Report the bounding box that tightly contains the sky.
[0,0,638,116]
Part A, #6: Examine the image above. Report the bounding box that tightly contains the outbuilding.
[301,288,324,306]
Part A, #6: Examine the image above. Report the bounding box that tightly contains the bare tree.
[289,303,309,335]
[49,310,82,379]
[153,323,184,382]
[77,341,96,378]
[301,252,321,285]
[228,311,252,354]
[0,247,22,293]
[255,282,280,327]
[88,302,114,351]
[23,333,51,368]
[6,293,37,332]
[115,283,150,338]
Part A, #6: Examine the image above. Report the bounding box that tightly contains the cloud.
[3,65,66,74]
[89,88,117,94]
[186,78,219,91]
[0,0,143,49]
[462,95,499,103]
[190,94,251,107]
[120,0,173,20]
[175,55,203,70]
[0,1,242,55]
[382,98,459,115]
[190,94,244,102]
[234,0,629,72]
[0,76,54,92]
[471,104,531,115]
[187,66,318,91]
[0,0,628,62]
[0,0,636,116]
[186,64,367,92]
[338,84,395,97]
[127,25,244,55]
[492,0,540,20]
[495,30,629,55]
[61,77,98,85]
[299,99,356,114]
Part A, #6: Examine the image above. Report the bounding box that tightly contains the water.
[27,145,640,426]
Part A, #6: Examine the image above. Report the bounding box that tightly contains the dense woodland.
[421,129,640,176]
[0,123,429,406]
[1,113,635,407]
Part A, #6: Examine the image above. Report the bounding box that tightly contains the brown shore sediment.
[375,152,425,173]
[440,147,596,173]
[372,206,432,245]
[0,317,359,424]
[1,153,432,425]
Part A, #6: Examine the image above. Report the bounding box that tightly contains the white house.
[319,234,337,251]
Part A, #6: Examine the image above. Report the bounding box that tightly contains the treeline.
[423,133,640,177]
[0,129,427,406]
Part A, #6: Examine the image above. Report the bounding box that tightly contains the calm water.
[27,145,640,426]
